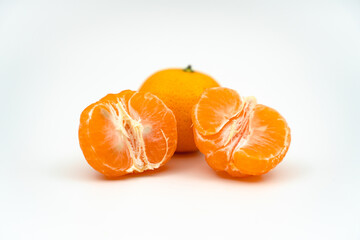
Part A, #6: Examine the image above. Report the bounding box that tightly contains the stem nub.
[183,65,194,73]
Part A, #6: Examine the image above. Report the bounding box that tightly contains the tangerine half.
[192,87,291,177]
[78,90,177,177]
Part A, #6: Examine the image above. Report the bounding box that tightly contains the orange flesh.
[192,87,291,177]
[78,90,177,177]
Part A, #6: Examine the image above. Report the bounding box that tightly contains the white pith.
[223,96,256,147]
[86,96,170,174]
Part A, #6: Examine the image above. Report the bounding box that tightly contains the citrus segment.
[193,87,243,136]
[128,92,177,165]
[232,104,291,175]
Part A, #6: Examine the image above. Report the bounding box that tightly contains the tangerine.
[139,65,220,152]
[192,87,291,177]
[78,90,177,177]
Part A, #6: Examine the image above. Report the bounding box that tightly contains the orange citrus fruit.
[192,87,291,177]
[78,90,177,177]
[139,65,220,152]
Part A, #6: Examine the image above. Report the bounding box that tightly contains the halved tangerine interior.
[192,87,291,177]
[78,90,177,177]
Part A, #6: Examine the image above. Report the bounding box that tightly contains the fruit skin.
[139,65,220,152]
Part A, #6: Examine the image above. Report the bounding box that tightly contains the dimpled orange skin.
[139,66,220,152]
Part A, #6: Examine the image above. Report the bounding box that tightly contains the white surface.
[1,0,360,239]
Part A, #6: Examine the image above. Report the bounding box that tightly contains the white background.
[1,0,359,239]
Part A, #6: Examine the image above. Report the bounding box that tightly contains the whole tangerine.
[139,65,220,152]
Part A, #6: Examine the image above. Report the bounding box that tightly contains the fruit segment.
[79,90,177,177]
[192,87,291,177]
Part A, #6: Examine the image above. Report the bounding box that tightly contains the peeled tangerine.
[192,87,291,177]
[78,90,177,177]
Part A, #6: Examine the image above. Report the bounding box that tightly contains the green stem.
[183,65,194,73]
